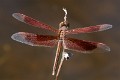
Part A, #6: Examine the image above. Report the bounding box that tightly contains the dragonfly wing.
[12,13,58,33]
[66,24,112,35]
[11,32,58,47]
[64,37,110,53]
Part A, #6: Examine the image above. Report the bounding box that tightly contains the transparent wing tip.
[97,43,110,52]
[11,32,35,46]
[11,32,31,45]
[12,13,25,22]
[11,32,26,43]
[98,24,112,31]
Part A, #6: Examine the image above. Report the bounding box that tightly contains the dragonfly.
[11,8,112,80]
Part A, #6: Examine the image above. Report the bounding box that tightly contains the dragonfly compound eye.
[59,21,70,28]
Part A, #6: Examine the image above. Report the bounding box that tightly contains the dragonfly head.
[59,21,70,29]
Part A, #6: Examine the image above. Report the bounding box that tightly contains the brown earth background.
[0,0,119,80]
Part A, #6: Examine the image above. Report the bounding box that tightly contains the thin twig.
[55,49,65,80]
[63,8,67,22]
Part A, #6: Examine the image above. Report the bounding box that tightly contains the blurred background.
[0,0,119,80]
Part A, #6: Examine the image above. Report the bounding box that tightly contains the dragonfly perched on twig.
[11,8,112,80]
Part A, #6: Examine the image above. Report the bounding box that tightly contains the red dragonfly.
[11,8,112,80]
